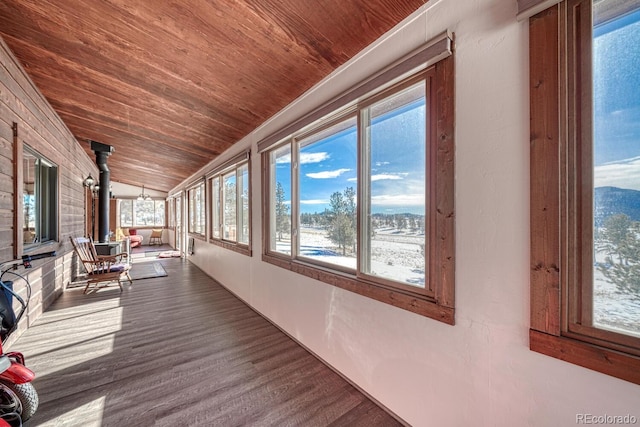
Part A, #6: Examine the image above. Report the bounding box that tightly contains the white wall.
[181,0,640,425]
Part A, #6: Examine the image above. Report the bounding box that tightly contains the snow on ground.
[592,251,640,337]
[278,226,425,288]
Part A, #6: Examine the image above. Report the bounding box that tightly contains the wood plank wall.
[0,35,97,342]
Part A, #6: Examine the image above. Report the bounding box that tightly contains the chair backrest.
[150,229,162,238]
[69,236,100,274]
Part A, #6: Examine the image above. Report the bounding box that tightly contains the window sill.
[530,329,640,385]
[209,238,251,257]
[262,252,454,324]
[23,240,58,255]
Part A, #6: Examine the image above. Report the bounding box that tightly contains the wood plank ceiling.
[0,0,426,192]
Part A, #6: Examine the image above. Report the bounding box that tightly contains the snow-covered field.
[593,253,640,337]
[278,226,425,288]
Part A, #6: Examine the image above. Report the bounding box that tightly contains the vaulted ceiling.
[0,0,426,192]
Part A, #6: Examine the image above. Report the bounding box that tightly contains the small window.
[208,156,251,255]
[22,146,58,249]
[188,182,206,237]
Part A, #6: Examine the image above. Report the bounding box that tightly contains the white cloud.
[306,168,351,179]
[275,151,329,165]
[300,199,329,205]
[371,193,424,206]
[371,173,404,182]
[301,152,330,164]
[275,153,291,164]
[347,173,406,182]
[375,161,390,166]
[595,157,640,190]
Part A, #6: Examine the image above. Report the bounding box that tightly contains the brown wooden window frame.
[19,143,59,254]
[208,154,252,257]
[187,181,206,239]
[260,54,455,323]
[529,0,640,385]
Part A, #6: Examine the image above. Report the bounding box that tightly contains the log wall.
[0,35,97,342]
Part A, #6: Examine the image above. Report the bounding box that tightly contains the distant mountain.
[595,186,640,226]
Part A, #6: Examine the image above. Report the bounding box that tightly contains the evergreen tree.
[275,182,289,241]
[327,187,356,255]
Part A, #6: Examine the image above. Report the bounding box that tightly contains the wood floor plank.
[9,258,402,426]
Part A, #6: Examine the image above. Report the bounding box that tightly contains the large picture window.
[22,146,58,249]
[209,155,250,255]
[529,0,640,384]
[119,199,165,227]
[261,42,454,322]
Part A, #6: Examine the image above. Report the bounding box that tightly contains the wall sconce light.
[137,185,152,201]
[83,174,95,187]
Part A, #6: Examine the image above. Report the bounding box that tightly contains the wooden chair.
[149,229,163,245]
[70,236,133,294]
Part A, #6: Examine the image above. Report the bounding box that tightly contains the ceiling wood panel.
[0,0,426,192]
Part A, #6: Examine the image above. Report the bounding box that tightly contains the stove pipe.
[90,140,114,243]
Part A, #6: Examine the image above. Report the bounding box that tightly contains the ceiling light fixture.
[137,185,151,201]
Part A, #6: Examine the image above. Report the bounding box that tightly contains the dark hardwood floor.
[13,258,402,426]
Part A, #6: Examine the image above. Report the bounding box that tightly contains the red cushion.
[129,229,137,235]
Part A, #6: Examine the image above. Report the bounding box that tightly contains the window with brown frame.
[208,155,251,256]
[259,36,454,323]
[22,145,58,251]
[187,182,205,238]
[529,0,640,384]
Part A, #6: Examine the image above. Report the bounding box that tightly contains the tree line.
[274,183,425,256]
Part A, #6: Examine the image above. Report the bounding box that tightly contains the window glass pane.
[238,163,249,244]
[196,183,205,235]
[362,81,426,287]
[223,171,237,241]
[120,200,133,227]
[212,177,221,238]
[298,116,357,269]
[22,151,37,246]
[39,163,57,242]
[155,201,165,226]
[271,145,292,255]
[22,148,57,247]
[134,200,155,226]
[189,189,195,233]
[593,2,640,337]
[176,197,182,250]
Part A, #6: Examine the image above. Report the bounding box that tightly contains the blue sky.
[275,96,426,215]
[593,7,640,190]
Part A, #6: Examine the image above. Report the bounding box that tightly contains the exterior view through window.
[592,1,640,338]
[270,73,430,290]
[209,158,250,249]
[270,144,292,255]
[119,200,165,227]
[263,39,454,320]
[22,147,58,248]
[298,116,357,270]
[362,81,426,287]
